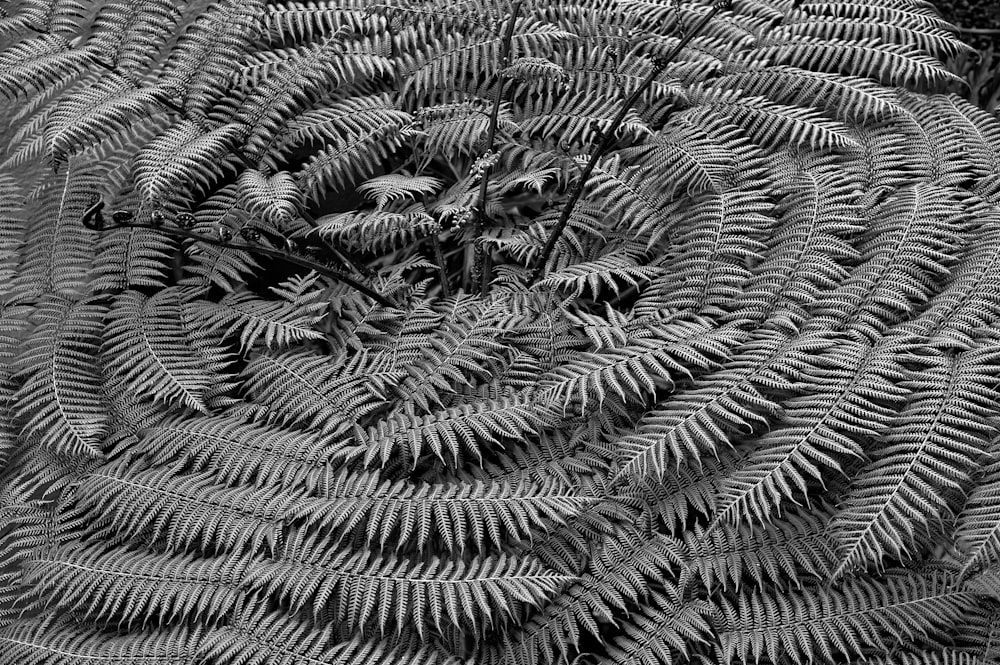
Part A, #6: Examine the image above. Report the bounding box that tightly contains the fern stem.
[528,0,728,284]
[432,234,452,298]
[465,0,523,295]
[84,213,395,307]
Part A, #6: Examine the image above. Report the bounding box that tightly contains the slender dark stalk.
[81,203,394,307]
[431,235,452,298]
[528,1,728,284]
[464,0,523,294]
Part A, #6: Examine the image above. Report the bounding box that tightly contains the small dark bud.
[150,209,165,226]
[217,226,232,242]
[239,227,261,242]
[112,211,133,224]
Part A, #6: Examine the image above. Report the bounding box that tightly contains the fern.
[4,0,1000,664]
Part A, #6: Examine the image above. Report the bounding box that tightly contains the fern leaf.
[612,328,827,481]
[688,85,860,152]
[0,34,90,100]
[717,571,973,665]
[315,206,441,254]
[204,605,462,665]
[360,393,556,466]
[684,503,837,592]
[134,120,242,203]
[12,163,98,299]
[160,0,266,114]
[44,78,168,166]
[88,0,181,74]
[713,336,910,527]
[241,349,397,436]
[252,542,573,635]
[750,36,961,90]
[542,319,733,415]
[298,469,592,552]
[23,542,249,625]
[604,586,713,665]
[357,174,444,210]
[73,459,297,554]
[135,413,342,489]
[188,290,326,356]
[236,169,305,225]
[957,460,1000,580]
[488,527,685,665]
[295,114,413,201]
[0,618,199,665]
[713,66,909,124]
[103,289,220,412]
[12,297,108,459]
[832,346,1000,576]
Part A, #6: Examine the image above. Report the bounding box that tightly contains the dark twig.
[81,200,395,307]
[465,0,523,294]
[528,0,729,284]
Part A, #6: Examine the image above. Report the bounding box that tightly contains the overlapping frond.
[718,570,973,665]
[3,1,999,665]
[299,469,592,551]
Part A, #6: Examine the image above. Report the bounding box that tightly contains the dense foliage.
[3,0,1000,664]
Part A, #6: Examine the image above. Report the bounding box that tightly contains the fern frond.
[684,503,837,592]
[832,345,1000,576]
[135,412,342,489]
[23,542,249,625]
[204,605,461,665]
[613,328,828,482]
[537,250,662,299]
[315,206,440,254]
[103,289,222,413]
[0,34,90,101]
[488,527,685,665]
[688,85,859,152]
[749,36,961,89]
[357,174,444,210]
[12,297,108,459]
[957,460,1000,580]
[88,0,180,74]
[713,66,909,124]
[188,290,326,356]
[236,169,305,226]
[717,571,974,665]
[12,163,98,299]
[134,121,242,204]
[299,469,591,552]
[809,182,964,337]
[604,585,713,665]
[160,0,266,114]
[713,335,910,528]
[360,392,556,466]
[252,541,573,635]
[542,319,733,415]
[241,349,397,436]
[74,459,296,554]
[43,78,167,167]
[0,618,199,665]
[295,120,411,202]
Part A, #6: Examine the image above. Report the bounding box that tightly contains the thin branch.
[528,0,729,284]
[81,200,395,307]
[464,0,523,294]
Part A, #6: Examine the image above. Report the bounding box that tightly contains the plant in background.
[2,1,1000,664]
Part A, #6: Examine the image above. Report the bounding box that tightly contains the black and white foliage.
[2,0,1000,664]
